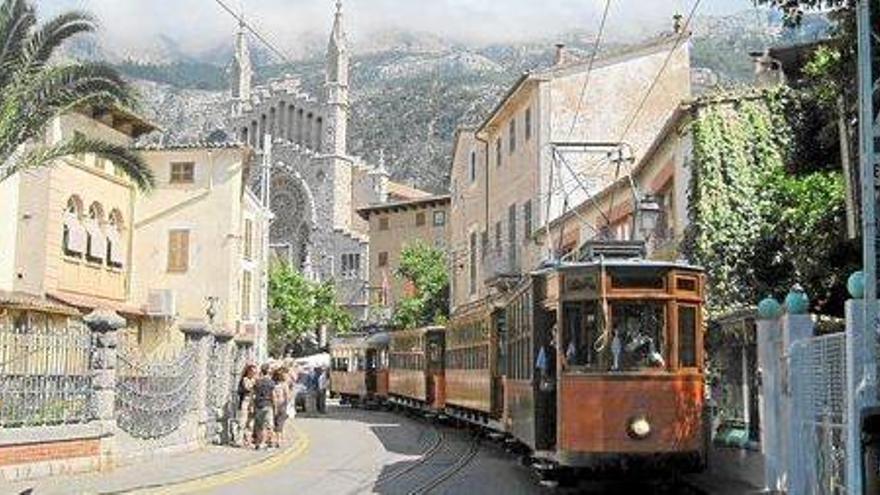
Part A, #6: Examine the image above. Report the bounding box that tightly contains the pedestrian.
[272,367,291,447]
[252,363,276,449]
[316,366,329,414]
[236,364,257,447]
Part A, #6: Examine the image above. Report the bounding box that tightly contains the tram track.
[405,434,480,495]
[372,425,445,487]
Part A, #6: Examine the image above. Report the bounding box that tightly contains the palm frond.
[22,11,96,71]
[3,134,154,190]
[0,0,34,74]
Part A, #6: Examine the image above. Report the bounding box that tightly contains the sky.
[41,0,760,56]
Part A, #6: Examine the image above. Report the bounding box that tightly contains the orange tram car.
[335,252,708,476]
[328,332,390,406]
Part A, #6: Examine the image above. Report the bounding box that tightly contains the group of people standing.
[235,361,329,449]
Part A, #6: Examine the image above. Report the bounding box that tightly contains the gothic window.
[62,196,85,256]
[259,114,267,149]
[341,253,361,279]
[508,204,517,268]
[297,109,305,145]
[306,113,314,149]
[495,138,502,167]
[250,121,258,147]
[106,209,125,268]
[85,203,105,263]
[269,107,276,137]
[523,200,532,242]
[480,231,488,261]
[316,117,324,151]
[469,150,476,183]
[297,222,310,270]
[241,126,249,144]
[469,232,477,295]
[287,105,296,141]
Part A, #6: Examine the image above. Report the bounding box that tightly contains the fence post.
[84,308,126,470]
[180,322,212,443]
[756,302,783,492]
[846,296,867,493]
[781,287,814,494]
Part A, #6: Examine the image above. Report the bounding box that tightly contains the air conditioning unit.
[147,289,176,317]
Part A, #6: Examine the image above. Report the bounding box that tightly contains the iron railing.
[0,321,94,427]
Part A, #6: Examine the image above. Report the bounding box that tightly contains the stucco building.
[357,195,450,318]
[449,29,692,314]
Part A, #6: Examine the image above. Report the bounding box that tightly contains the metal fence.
[0,321,94,427]
[789,332,848,495]
[116,342,197,439]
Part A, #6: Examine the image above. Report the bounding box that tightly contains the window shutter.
[107,229,124,266]
[64,212,86,254]
[168,230,189,272]
[86,220,104,259]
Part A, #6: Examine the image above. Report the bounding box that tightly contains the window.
[508,204,517,267]
[469,232,477,295]
[341,253,361,279]
[523,200,532,242]
[378,251,388,267]
[610,301,666,371]
[495,138,502,167]
[678,305,698,367]
[106,210,124,268]
[243,219,253,260]
[415,212,426,227]
[167,229,190,272]
[525,107,532,141]
[469,151,477,183]
[85,203,104,263]
[379,217,389,231]
[170,162,195,184]
[433,211,446,227]
[494,221,502,251]
[562,302,600,369]
[509,119,516,153]
[62,196,85,256]
[241,271,252,319]
[480,231,488,261]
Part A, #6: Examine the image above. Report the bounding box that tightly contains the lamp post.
[632,194,661,242]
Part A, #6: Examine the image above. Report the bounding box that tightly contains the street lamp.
[633,194,661,242]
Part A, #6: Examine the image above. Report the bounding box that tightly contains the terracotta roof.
[0,290,80,316]
[47,291,146,317]
[357,195,451,220]
[387,181,432,200]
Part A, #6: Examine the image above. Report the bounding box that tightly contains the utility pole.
[852,1,878,493]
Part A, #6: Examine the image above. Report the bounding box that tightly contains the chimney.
[554,43,567,66]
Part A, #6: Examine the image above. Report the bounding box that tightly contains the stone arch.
[269,166,317,274]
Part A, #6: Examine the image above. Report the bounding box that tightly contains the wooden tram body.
[444,302,502,425]
[329,333,390,405]
[505,259,707,470]
[388,326,446,410]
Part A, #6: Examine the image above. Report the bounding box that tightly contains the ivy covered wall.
[684,88,854,317]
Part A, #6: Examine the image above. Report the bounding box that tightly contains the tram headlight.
[627,415,651,440]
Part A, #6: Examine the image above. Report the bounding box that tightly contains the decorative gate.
[789,333,848,494]
[116,343,198,439]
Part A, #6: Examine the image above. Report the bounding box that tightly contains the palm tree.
[0,0,154,190]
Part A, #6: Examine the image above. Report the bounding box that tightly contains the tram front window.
[561,300,665,372]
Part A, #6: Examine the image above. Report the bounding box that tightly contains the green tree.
[392,241,449,329]
[268,262,352,354]
[0,0,153,189]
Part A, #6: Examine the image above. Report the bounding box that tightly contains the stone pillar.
[780,312,814,493]
[756,315,783,492]
[84,308,126,470]
[181,322,212,442]
[846,298,874,495]
[212,331,236,445]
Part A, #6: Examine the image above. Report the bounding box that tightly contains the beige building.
[357,195,450,319]
[131,144,272,359]
[0,108,272,359]
[0,107,155,331]
[449,31,692,314]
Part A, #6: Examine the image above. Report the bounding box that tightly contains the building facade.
[357,195,450,319]
[226,1,399,323]
[448,31,692,314]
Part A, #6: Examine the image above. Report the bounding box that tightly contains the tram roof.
[532,258,704,275]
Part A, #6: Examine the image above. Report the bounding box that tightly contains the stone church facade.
[224,1,406,323]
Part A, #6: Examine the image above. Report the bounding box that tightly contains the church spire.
[324,0,349,156]
[231,6,252,107]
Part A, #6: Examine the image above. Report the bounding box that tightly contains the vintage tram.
[387,326,446,411]
[328,332,390,406]
[500,255,707,471]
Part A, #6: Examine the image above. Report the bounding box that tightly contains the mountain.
[101,10,830,193]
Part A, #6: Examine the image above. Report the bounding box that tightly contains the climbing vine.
[685,88,851,316]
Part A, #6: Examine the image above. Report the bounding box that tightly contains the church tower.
[324,0,349,157]
[231,20,253,111]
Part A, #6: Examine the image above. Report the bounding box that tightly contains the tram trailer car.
[329,333,390,406]
[496,259,708,472]
[388,326,446,412]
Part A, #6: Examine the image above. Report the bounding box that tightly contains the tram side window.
[678,305,698,367]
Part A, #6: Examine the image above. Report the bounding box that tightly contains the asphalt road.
[195,403,703,495]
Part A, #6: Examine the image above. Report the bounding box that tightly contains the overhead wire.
[213,0,293,64]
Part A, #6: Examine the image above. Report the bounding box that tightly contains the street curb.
[102,425,310,495]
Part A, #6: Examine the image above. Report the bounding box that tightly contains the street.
[197,404,701,495]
